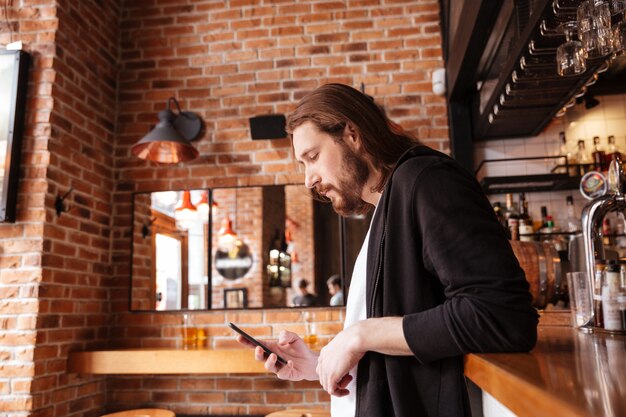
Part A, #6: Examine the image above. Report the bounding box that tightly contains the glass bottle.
[559,131,578,176]
[493,202,506,232]
[605,135,623,164]
[565,195,580,233]
[518,193,534,242]
[592,136,607,171]
[576,139,591,174]
[594,263,605,329]
[602,260,622,331]
[505,193,519,241]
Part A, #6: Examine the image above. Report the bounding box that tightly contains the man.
[327,274,344,306]
[293,278,317,307]
[237,84,538,417]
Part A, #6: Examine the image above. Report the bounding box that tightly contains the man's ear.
[344,123,361,150]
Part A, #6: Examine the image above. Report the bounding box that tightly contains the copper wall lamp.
[131,97,203,164]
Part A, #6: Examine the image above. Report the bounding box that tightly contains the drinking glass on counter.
[182,313,197,349]
[567,272,592,328]
[302,311,317,348]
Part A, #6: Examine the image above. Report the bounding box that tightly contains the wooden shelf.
[67,348,267,374]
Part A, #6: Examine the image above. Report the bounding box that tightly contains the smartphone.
[228,322,288,366]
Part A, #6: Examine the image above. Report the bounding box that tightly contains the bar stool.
[100,409,175,417]
[265,408,330,417]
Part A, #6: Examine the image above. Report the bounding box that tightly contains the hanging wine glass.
[612,1,626,54]
[557,21,587,76]
[578,0,614,58]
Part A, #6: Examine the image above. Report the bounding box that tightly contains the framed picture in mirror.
[224,288,247,309]
[0,50,29,222]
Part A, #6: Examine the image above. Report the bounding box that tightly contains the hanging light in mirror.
[196,190,210,218]
[218,216,237,245]
[174,190,198,230]
[132,97,203,164]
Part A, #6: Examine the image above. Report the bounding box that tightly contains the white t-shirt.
[330,213,375,417]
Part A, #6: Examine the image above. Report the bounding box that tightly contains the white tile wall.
[475,94,626,227]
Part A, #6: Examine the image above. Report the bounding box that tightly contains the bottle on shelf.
[592,136,607,171]
[602,260,622,331]
[504,193,519,241]
[559,131,578,176]
[564,195,580,233]
[605,135,623,165]
[540,215,555,235]
[518,193,534,242]
[493,202,506,230]
[576,139,592,175]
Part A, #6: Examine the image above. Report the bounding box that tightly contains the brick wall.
[1,0,448,416]
[33,0,121,416]
[0,0,57,408]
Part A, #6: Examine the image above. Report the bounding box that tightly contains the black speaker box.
[249,114,287,140]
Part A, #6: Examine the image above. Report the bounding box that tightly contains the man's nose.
[304,169,320,189]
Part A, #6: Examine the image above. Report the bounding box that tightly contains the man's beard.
[318,144,371,217]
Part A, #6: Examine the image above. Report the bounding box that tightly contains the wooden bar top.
[464,326,626,417]
[68,325,625,417]
[67,348,267,374]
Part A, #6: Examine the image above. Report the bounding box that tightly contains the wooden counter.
[464,326,626,417]
[67,348,267,374]
[68,326,625,417]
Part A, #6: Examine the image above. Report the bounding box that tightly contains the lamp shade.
[174,190,198,230]
[132,99,202,164]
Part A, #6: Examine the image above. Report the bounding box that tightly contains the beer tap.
[580,155,626,331]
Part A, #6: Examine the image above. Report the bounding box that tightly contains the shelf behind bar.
[67,348,267,374]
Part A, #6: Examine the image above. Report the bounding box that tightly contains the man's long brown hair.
[286,83,418,192]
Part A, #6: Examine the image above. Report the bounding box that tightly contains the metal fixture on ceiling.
[470,0,626,139]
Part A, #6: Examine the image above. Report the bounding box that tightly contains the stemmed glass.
[557,21,587,76]
[577,0,613,58]
[612,1,626,54]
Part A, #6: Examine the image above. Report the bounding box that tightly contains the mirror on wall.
[131,189,210,311]
[131,185,371,311]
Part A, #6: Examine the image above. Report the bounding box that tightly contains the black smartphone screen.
[228,322,288,366]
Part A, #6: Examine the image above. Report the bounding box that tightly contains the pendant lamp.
[132,97,203,164]
[174,190,198,230]
[196,190,210,215]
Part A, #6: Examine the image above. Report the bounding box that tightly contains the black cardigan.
[354,146,538,417]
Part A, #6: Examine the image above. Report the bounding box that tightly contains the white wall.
[474,94,626,227]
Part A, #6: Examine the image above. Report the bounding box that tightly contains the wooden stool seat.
[265,408,330,417]
[100,409,175,417]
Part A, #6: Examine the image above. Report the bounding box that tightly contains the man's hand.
[316,324,365,397]
[236,330,319,381]
[316,317,412,396]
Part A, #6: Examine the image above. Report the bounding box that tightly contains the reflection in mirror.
[131,189,209,311]
[131,185,370,311]
[210,185,342,309]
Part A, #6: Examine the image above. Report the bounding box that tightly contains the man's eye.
[310,153,319,161]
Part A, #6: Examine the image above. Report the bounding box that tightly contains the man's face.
[327,283,337,295]
[293,121,370,216]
